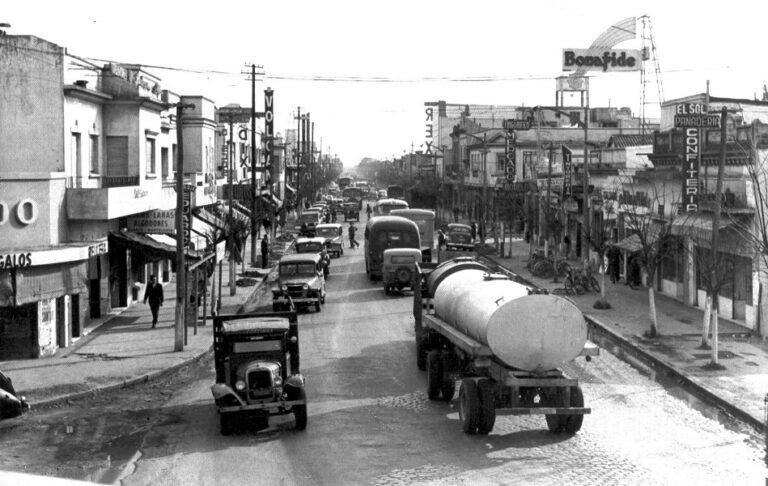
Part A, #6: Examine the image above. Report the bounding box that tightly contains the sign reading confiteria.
[127,210,175,234]
[674,103,708,213]
[562,49,642,72]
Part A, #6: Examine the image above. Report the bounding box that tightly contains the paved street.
[2,240,764,485]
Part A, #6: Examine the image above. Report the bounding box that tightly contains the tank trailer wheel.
[220,413,234,436]
[563,386,585,434]
[476,379,497,434]
[314,300,321,312]
[416,339,427,371]
[440,352,457,402]
[458,379,480,434]
[426,350,443,400]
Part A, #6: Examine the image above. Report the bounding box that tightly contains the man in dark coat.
[261,234,270,268]
[348,222,359,248]
[143,275,164,328]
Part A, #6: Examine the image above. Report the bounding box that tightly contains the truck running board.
[496,407,591,416]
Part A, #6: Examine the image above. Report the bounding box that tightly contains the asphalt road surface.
[1,247,766,485]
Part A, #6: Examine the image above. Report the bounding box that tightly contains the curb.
[31,346,213,410]
[483,254,764,434]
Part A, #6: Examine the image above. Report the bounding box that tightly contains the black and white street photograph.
[1,1,768,484]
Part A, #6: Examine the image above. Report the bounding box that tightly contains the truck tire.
[293,389,308,431]
[476,379,496,434]
[272,303,280,312]
[426,350,443,400]
[440,352,457,402]
[458,379,480,434]
[220,413,234,436]
[416,339,427,371]
[563,386,584,434]
[315,300,321,313]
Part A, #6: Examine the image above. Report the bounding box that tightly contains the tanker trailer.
[413,262,598,435]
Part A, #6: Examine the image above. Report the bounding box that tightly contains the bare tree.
[614,174,679,337]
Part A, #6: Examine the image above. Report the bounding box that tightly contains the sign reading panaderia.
[562,49,641,72]
[673,103,720,128]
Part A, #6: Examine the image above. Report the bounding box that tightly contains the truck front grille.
[248,369,274,400]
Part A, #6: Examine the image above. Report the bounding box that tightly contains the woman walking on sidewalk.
[143,275,164,328]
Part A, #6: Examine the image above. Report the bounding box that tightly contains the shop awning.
[614,227,661,253]
[670,214,736,239]
[233,201,253,220]
[220,203,251,226]
[193,206,228,233]
[109,230,201,261]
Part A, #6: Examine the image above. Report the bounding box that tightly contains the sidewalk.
[481,237,768,432]
[0,231,292,408]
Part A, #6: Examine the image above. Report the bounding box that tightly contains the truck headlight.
[235,380,246,391]
[281,284,288,291]
[303,283,309,290]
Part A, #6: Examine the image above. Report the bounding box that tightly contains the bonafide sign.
[562,49,641,72]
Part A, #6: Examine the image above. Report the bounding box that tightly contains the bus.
[387,185,404,199]
[337,176,352,190]
[374,198,409,216]
[364,216,420,280]
[342,186,365,210]
[390,208,435,262]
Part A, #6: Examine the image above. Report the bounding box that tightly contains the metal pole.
[251,64,258,266]
[193,268,199,336]
[582,103,590,265]
[228,118,236,296]
[296,108,302,214]
[173,104,186,352]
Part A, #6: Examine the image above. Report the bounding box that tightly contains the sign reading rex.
[562,49,641,72]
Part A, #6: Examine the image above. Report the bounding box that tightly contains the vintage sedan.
[272,253,326,312]
[445,223,474,251]
[294,236,331,277]
[315,223,344,257]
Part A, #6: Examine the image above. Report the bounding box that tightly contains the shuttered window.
[106,136,129,176]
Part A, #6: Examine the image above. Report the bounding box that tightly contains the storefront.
[0,241,108,359]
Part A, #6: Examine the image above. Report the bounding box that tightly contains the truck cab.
[211,312,307,435]
[272,253,326,312]
[294,236,331,277]
[315,223,344,257]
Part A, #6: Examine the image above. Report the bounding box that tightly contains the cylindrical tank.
[426,258,490,297]
[432,271,587,372]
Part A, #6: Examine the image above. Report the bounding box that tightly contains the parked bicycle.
[561,263,585,295]
[576,263,601,293]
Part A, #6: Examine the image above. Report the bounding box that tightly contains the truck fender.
[284,374,305,390]
[210,383,247,406]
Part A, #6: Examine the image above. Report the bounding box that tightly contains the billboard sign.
[127,210,175,234]
[562,49,642,72]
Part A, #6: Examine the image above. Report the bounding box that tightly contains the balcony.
[67,179,175,220]
[104,175,140,188]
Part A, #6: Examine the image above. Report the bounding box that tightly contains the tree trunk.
[700,294,712,348]
[648,287,659,337]
[710,299,720,366]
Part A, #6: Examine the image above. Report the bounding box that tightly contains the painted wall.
[0,178,67,248]
[0,36,65,175]
[64,96,104,189]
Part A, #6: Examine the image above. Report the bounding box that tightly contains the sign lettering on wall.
[127,210,176,234]
[562,145,573,196]
[182,185,193,248]
[424,107,434,155]
[264,89,274,178]
[682,128,699,212]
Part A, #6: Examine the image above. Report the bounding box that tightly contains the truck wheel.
[416,339,427,371]
[440,352,457,401]
[315,300,321,313]
[426,350,443,400]
[272,303,280,312]
[458,379,480,434]
[563,386,584,434]
[220,413,234,436]
[293,389,308,431]
[476,379,496,434]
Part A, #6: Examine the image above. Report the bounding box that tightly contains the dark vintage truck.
[211,311,307,435]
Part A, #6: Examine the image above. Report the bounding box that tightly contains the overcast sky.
[4,1,767,167]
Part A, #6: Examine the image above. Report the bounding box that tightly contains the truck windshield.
[315,228,336,238]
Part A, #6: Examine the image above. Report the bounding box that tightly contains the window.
[71,133,82,187]
[89,135,99,173]
[161,147,169,178]
[146,138,156,174]
[496,153,505,173]
[106,136,129,176]
[657,203,665,216]
[172,144,178,173]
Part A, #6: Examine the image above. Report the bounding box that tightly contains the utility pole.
[582,103,590,265]
[295,108,302,213]
[310,117,315,201]
[174,102,195,352]
[242,63,264,266]
[709,106,728,368]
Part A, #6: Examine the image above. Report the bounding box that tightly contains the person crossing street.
[348,222,359,248]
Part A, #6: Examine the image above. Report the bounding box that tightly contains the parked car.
[294,236,331,277]
[315,223,344,257]
[445,223,474,251]
[382,248,422,295]
[272,253,327,312]
[211,311,307,435]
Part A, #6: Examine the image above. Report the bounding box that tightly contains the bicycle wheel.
[557,261,571,277]
[563,276,575,294]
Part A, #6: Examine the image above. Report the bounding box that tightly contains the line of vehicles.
[210,186,597,437]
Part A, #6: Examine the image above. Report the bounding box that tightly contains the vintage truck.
[211,311,307,435]
[272,253,326,312]
[413,257,598,435]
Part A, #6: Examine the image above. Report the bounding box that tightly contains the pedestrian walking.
[143,275,164,328]
[607,244,621,283]
[366,203,373,219]
[470,221,477,242]
[563,234,571,259]
[331,208,337,223]
[477,223,484,244]
[348,222,359,248]
[452,207,460,223]
[437,229,446,250]
[261,234,269,268]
